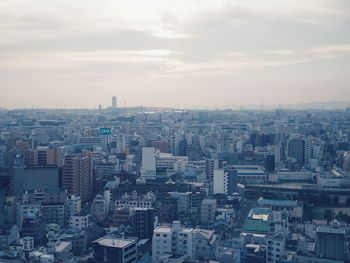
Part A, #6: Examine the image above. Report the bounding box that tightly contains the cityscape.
[1,0,350,262]
[0,100,350,263]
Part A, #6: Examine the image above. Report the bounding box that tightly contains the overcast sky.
[1,0,350,109]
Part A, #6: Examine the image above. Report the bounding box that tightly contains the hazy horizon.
[1,0,350,109]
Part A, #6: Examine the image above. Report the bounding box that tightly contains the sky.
[0,0,350,109]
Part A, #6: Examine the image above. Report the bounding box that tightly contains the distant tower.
[112,96,117,108]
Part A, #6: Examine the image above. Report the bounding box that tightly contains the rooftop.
[316,226,345,235]
[242,219,271,233]
[258,198,299,207]
[94,237,135,248]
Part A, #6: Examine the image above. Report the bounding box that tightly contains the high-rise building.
[112,96,117,108]
[62,154,92,202]
[141,147,156,180]
[288,139,305,165]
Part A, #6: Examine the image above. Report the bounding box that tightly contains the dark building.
[337,141,349,151]
[265,155,275,172]
[288,139,305,165]
[93,237,137,263]
[245,243,265,263]
[132,208,154,240]
[316,226,345,260]
[13,165,59,195]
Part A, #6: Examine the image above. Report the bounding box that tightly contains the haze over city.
[1,0,350,109]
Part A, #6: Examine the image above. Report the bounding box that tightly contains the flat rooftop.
[258,199,299,207]
[242,219,271,233]
[94,237,135,248]
[316,226,345,235]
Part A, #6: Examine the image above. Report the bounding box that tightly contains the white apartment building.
[152,221,195,263]
[266,233,286,263]
[114,191,155,210]
[156,152,188,173]
[213,169,237,195]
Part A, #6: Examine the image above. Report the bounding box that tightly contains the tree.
[336,211,344,221]
[324,209,333,223]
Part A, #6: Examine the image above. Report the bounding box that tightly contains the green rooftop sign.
[100,127,112,135]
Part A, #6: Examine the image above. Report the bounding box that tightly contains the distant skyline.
[1,0,350,109]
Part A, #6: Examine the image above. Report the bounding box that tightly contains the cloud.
[308,44,350,58]
[0,0,350,108]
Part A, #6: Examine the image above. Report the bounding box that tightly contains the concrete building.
[20,236,34,252]
[266,232,286,263]
[93,236,137,263]
[257,198,303,222]
[232,165,267,184]
[156,152,188,173]
[114,191,155,210]
[69,215,89,230]
[141,147,157,180]
[288,139,306,166]
[131,208,154,240]
[27,147,62,167]
[213,169,237,195]
[112,96,117,108]
[316,226,345,261]
[66,195,81,222]
[152,221,195,263]
[91,195,109,222]
[193,229,217,261]
[62,154,92,202]
[13,164,59,195]
[0,224,19,250]
[200,199,217,225]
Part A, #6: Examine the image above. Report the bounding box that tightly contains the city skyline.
[1,0,350,109]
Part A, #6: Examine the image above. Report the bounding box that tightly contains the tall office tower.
[112,96,117,108]
[62,154,92,202]
[141,147,156,180]
[287,139,305,165]
[316,226,345,260]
